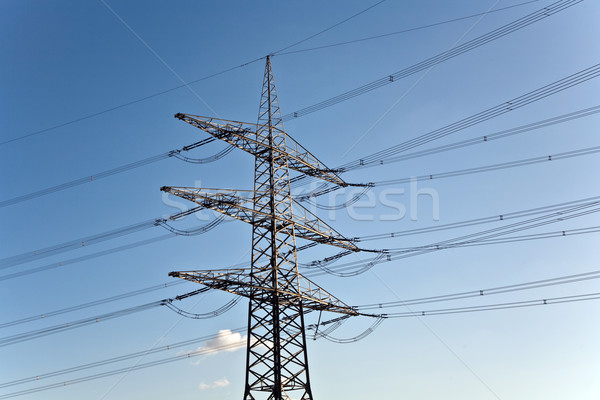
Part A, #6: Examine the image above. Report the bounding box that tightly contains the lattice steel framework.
[163,56,361,400]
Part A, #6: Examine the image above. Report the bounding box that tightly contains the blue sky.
[0,1,599,399]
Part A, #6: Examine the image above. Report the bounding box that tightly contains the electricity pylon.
[162,56,363,400]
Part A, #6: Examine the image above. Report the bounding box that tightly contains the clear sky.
[0,1,599,399]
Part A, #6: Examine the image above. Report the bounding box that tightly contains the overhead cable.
[356,269,600,310]
[0,327,245,390]
[281,0,584,121]
[0,280,188,329]
[383,292,600,317]
[338,63,600,171]
[0,140,230,208]
[0,207,216,269]
[1,0,386,147]
[276,0,539,56]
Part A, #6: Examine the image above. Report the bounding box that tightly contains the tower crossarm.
[174,113,347,187]
[161,186,360,252]
[169,269,359,316]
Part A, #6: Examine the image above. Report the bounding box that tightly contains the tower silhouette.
[162,56,363,400]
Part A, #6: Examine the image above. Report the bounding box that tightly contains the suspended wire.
[272,0,387,54]
[156,215,226,236]
[0,234,172,282]
[349,104,600,170]
[3,197,596,283]
[307,226,600,278]
[164,297,242,319]
[0,207,217,269]
[281,0,583,121]
[4,269,598,387]
[299,250,354,268]
[295,143,600,200]
[276,0,539,56]
[3,277,598,395]
[304,202,600,277]
[289,102,600,191]
[0,327,245,390]
[383,292,600,318]
[0,55,264,146]
[1,290,597,397]
[0,139,230,208]
[0,281,189,329]
[437,226,600,247]
[298,186,371,210]
[313,317,386,344]
[0,333,250,399]
[357,195,600,241]
[0,219,162,269]
[338,63,600,171]
[169,144,234,164]
[1,0,574,148]
[370,145,600,187]
[4,75,597,212]
[306,315,351,338]
[0,152,170,208]
[356,269,600,310]
[0,301,164,348]
[0,288,241,348]
[308,253,388,278]
[1,0,386,147]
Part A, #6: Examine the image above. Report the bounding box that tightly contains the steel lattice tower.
[162,56,363,400]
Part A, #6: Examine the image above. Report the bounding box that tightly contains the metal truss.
[166,56,359,400]
[173,114,346,186]
[160,187,359,252]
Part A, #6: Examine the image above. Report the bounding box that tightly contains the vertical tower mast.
[246,56,312,400]
[164,56,367,400]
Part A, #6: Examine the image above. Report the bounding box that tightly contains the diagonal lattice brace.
[160,186,360,252]
[174,113,347,187]
[169,269,358,316]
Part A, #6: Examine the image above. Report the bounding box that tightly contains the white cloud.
[198,377,230,390]
[178,329,271,366]
[213,377,230,388]
[202,329,247,354]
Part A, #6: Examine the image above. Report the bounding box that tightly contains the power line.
[0,301,164,348]
[347,104,600,170]
[0,208,219,269]
[0,281,189,329]
[0,138,228,209]
[357,270,600,310]
[0,288,241,348]
[9,101,597,211]
[339,63,600,170]
[0,327,245,390]
[0,331,249,399]
[369,145,600,187]
[1,0,573,147]
[281,0,583,121]
[382,292,600,318]
[307,225,600,278]
[303,202,600,276]
[3,271,597,394]
[0,233,173,282]
[356,196,600,241]
[289,65,600,197]
[272,0,387,54]
[3,196,597,283]
[300,144,600,200]
[276,0,539,56]
[3,10,594,213]
[1,1,385,147]
[0,58,264,147]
